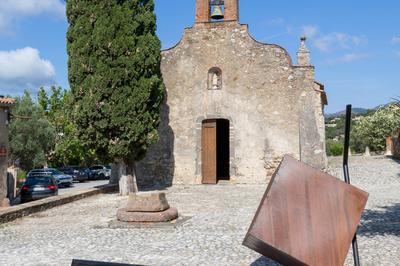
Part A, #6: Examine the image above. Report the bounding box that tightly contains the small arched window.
[208,67,222,90]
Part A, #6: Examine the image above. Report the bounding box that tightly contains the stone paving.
[0,156,399,266]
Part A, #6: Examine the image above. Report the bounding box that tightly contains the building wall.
[136,22,327,186]
[0,107,10,203]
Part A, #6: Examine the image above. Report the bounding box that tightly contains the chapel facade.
[136,0,327,186]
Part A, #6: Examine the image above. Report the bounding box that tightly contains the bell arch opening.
[210,0,225,21]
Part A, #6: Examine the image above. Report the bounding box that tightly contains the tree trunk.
[109,163,119,184]
[118,160,138,196]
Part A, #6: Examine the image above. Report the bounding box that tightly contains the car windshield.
[25,177,53,186]
[105,166,111,170]
[28,170,50,176]
[48,169,63,175]
[90,166,102,170]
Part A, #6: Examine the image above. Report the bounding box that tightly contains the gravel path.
[0,156,399,266]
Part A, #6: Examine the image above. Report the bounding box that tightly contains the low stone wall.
[0,183,118,224]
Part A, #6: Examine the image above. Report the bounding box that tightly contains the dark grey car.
[60,166,89,182]
[20,176,58,203]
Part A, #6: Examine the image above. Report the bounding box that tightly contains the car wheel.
[99,173,105,180]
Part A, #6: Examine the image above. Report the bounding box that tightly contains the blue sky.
[0,0,399,113]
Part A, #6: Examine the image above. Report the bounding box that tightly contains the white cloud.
[314,32,368,52]
[327,53,369,65]
[0,0,65,34]
[0,47,56,93]
[301,25,318,39]
[266,18,285,26]
[391,36,400,45]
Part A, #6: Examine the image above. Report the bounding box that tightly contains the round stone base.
[117,207,178,223]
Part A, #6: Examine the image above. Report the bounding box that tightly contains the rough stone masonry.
[0,96,15,208]
[137,0,327,186]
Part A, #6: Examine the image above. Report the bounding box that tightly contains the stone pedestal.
[117,192,178,223]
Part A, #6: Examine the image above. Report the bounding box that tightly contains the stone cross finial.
[297,36,311,66]
[300,36,308,52]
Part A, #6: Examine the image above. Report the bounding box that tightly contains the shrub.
[326,140,343,156]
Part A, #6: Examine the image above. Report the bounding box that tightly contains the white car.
[89,165,111,179]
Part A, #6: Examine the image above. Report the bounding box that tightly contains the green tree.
[9,91,55,171]
[67,0,164,194]
[38,87,97,167]
[37,87,48,111]
[353,107,400,152]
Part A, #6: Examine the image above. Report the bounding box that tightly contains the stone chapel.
[137,0,327,186]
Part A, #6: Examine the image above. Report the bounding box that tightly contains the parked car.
[89,165,111,180]
[60,166,90,183]
[20,176,58,203]
[27,168,73,187]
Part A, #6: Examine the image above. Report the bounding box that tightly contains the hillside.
[325,108,369,119]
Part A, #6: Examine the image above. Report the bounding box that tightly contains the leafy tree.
[353,107,400,152]
[37,87,48,111]
[9,91,55,171]
[40,87,97,167]
[67,0,164,194]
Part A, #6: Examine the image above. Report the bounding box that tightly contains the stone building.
[0,96,15,207]
[137,0,327,186]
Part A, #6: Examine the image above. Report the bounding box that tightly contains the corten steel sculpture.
[243,155,368,266]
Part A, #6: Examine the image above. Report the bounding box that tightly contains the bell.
[210,5,224,20]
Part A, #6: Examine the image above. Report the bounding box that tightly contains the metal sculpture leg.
[343,104,361,266]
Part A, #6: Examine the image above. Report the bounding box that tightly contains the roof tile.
[0,97,16,105]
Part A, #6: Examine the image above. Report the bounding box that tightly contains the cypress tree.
[67,0,164,194]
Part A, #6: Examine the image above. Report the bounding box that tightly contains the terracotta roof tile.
[0,97,16,105]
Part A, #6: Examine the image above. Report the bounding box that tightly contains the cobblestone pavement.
[0,156,399,266]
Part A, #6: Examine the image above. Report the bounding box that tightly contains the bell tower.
[195,0,239,23]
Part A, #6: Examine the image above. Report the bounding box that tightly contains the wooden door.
[202,120,217,184]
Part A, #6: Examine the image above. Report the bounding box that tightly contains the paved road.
[11,179,109,205]
[58,180,109,195]
[0,156,399,265]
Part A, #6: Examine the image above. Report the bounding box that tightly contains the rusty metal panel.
[202,120,217,184]
[243,155,369,266]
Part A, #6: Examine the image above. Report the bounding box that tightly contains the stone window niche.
[208,67,222,90]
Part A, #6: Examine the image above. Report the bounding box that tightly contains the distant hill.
[325,101,398,119]
[325,108,369,119]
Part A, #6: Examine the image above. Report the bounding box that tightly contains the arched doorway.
[202,119,230,184]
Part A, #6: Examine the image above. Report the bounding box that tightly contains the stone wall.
[136,21,327,186]
[0,106,10,206]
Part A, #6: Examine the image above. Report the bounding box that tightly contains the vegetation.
[9,87,100,171]
[325,105,400,155]
[38,86,97,166]
[353,107,400,152]
[67,0,164,194]
[9,91,55,171]
[326,139,343,156]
